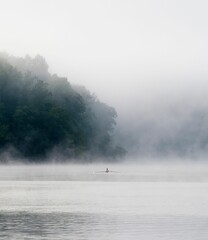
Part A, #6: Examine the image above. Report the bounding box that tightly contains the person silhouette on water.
[95,168,119,173]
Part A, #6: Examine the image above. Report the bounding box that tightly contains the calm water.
[0,163,208,240]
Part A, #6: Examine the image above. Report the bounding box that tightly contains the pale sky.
[1,0,208,119]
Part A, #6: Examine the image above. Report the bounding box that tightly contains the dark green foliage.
[74,85,126,158]
[0,54,126,161]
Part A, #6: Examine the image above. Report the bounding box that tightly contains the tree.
[0,54,126,161]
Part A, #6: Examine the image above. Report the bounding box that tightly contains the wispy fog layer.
[1,0,208,159]
[0,162,208,181]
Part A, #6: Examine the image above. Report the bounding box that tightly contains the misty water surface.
[0,163,208,240]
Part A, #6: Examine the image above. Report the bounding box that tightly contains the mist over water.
[0,162,208,240]
[0,162,208,182]
[1,0,208,239]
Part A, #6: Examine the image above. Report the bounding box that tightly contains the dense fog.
[1,0,208,160]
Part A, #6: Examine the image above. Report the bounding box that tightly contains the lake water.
[0,163,208,239]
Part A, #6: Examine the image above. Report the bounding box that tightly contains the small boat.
[95,168,119,173]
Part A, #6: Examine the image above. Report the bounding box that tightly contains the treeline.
[0,53,126,161]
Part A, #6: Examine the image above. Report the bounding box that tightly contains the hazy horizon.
[1,2,208,236]
[1,0,208,158]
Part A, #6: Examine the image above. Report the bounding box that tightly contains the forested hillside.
[0,53,126,161]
